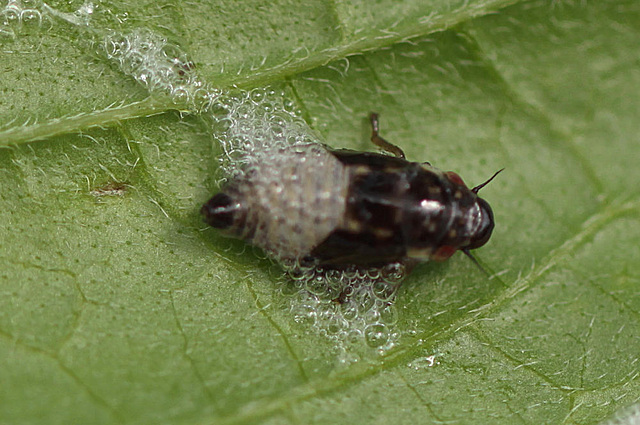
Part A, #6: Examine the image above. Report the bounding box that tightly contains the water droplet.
[193,88,214,111]
[249,88,265,104]
[0,25,15,39]
[372,280,396,301]
[365,323,390,348]
[283,99,296,112]
[379,303,398,325]
[3,8,21,24]
[22,0,41,9]
[382,262,405,283]
[305,275,329,297]
[161,43,186,62]
[21,9,41,25]
[121,51,144,73]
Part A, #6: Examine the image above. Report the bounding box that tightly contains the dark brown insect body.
[202,114,498,271]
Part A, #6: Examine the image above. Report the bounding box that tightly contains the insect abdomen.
[203,144,350,262]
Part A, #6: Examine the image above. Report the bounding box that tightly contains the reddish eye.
[433,245,457,261]
[444,171,466,187]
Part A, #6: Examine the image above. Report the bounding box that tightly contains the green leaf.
[1,0,639,424]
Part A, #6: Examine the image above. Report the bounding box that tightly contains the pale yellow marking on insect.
[407,247,433,259]
[346,218,363,232]
[352,165,371,176]
[373,227,394,238]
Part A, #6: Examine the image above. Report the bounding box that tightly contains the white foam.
[10,3,409,358]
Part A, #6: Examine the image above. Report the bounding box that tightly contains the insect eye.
[201,193,240,229]
[466,198,495,250]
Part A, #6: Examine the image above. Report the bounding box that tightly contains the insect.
[202,113,501,273]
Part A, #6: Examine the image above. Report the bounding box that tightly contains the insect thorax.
[310,151,482,266]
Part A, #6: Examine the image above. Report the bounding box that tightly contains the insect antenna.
[472,168,505,194]
[462,249,490,277]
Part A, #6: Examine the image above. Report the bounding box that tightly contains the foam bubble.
[0,0,49,36]
[279,263,405,358]
[100,29,221,112]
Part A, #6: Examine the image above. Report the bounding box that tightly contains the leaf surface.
[1,0,639,424]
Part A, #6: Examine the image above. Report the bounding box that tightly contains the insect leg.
[369,112,406,159]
